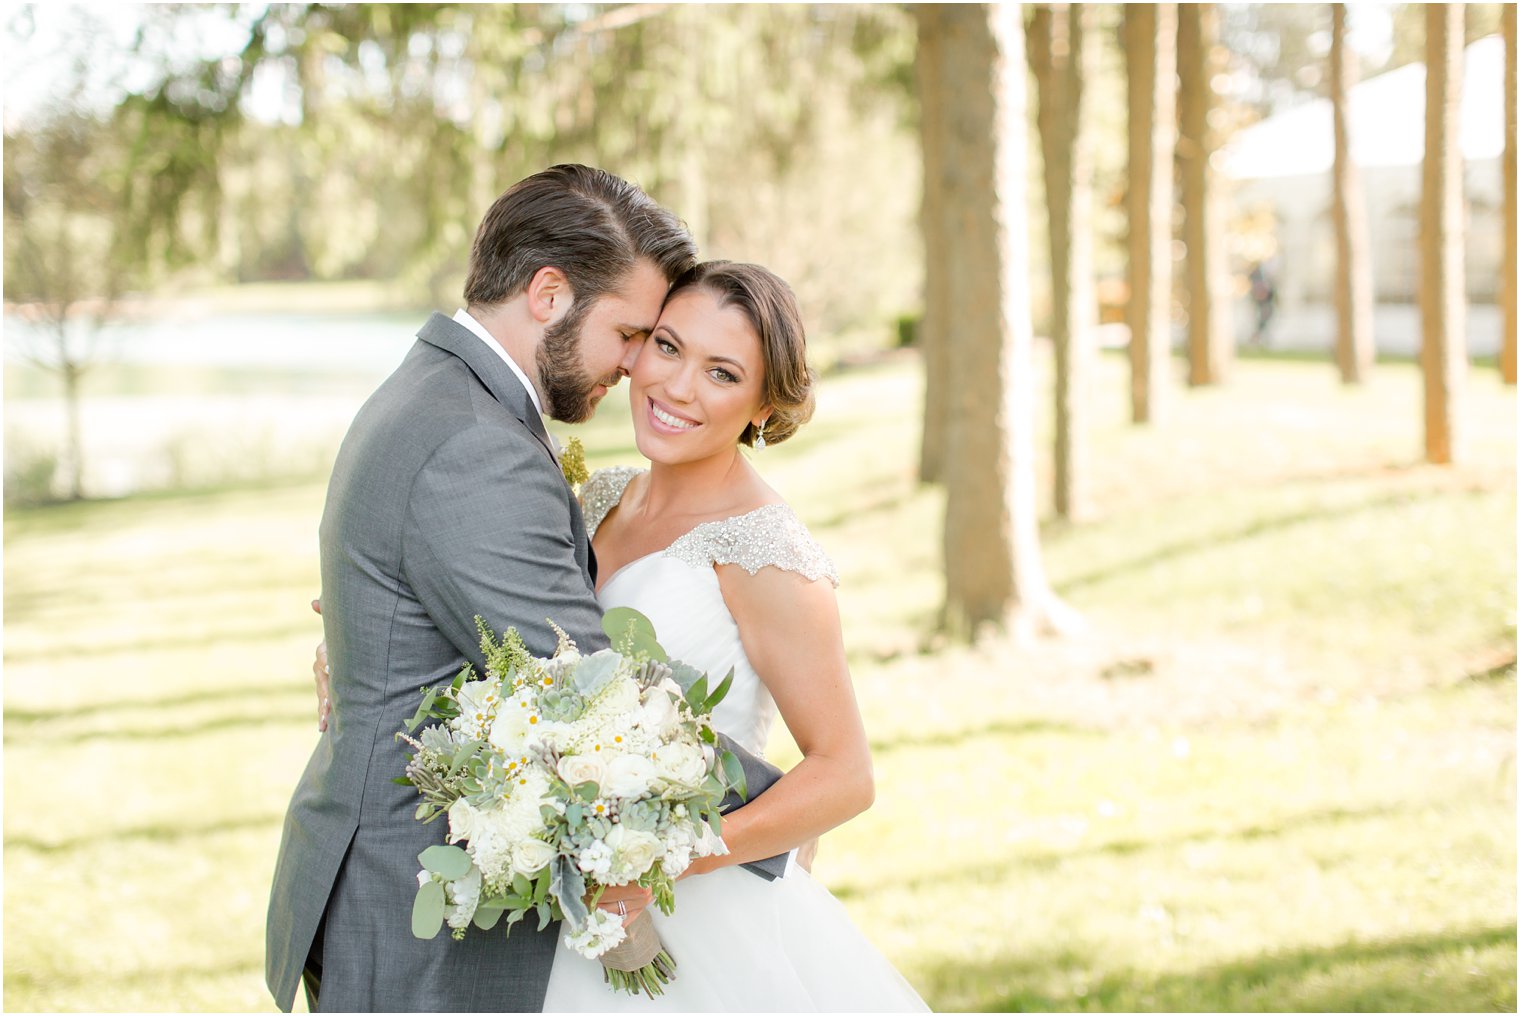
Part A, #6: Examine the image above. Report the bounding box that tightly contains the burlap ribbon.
[598,909,662,972]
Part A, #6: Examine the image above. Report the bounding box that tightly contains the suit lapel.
[415,312,559,465]
[415,312,597,590]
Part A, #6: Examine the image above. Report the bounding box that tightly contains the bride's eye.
[655,337,678,356]
[709,367,739,384]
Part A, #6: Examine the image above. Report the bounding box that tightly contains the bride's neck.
[641,449,750,519]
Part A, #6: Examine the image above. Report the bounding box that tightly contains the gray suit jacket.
[266,314,784,1013]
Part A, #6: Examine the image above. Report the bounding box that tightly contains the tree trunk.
[60,357,85,501]
[1331,3,1376,384]
[916,4,952,484]
[933,3,1066,640]
[1503,3,1517,385]
[1177,2,1231,386]
[1125,3,1177,423]
[1421,3,1466,464]
[1031,3,1096,521]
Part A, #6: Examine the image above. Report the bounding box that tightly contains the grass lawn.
[4,350,1514,1011]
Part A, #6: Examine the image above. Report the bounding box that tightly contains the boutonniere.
[559,436,589,493]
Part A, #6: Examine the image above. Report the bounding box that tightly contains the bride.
[314,261,927,1011]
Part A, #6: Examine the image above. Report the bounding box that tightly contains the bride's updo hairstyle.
[664,261,816,448]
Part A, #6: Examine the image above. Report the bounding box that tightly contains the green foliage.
[411,878,446,939]
[19,4,921,349]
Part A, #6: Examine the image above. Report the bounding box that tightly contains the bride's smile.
[629,288,769,466]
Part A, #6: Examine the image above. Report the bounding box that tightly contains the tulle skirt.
[542,863,929,1012]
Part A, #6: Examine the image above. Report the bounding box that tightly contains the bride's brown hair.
[663,261,816,447]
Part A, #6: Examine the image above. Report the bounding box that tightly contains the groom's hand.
[310,598,331,732]
[594,883,653,928]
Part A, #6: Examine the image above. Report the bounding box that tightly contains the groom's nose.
[618,333,646,377]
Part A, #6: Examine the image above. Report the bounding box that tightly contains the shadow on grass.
[1053,487,1456,593]
[812,475,916,533]
[4,558,316,622]
[918,922,1516,1012]
[870,717,1093,755]
[7,813,284,854]
[6,706,315,746]
[2,620,319,665]
[831,800,1409,901]
[5,680,311,725]
[5,957,263,993]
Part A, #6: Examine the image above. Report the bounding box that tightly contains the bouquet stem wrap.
[600,910,662,971]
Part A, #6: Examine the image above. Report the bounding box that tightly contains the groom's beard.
[537,301,618,424]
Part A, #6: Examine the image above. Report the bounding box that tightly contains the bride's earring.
[754,420,768,451]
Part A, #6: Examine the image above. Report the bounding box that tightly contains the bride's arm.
[684,564,873,875]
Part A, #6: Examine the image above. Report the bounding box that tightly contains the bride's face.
[628,288,768,466]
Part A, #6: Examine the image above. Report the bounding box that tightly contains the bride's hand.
[311,598,331,732]
[795,836,819,873]
[593,883,653,927]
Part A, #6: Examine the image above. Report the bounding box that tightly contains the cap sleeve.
[666,504,839,587]
[580,466,642,537]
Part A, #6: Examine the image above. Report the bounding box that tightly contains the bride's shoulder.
[676,502,839,588]
[581,465,645,536]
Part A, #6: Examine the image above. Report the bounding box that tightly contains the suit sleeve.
[402,421,610,666]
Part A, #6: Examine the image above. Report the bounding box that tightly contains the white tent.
[1219,35,1505,180]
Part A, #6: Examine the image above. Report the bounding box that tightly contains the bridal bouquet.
[395,607,746,997]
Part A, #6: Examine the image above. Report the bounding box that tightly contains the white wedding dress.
[541,467,928,1013]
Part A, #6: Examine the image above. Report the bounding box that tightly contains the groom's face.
[537,258,668,424]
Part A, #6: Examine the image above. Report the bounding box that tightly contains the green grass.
[5,351,1514,1011]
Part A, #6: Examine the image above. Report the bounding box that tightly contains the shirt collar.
[452,308,546,419]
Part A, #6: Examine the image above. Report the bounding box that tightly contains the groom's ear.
[525,266,572,325]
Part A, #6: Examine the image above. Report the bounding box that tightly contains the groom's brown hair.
[464,165,695,308]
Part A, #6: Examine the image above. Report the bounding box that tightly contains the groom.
[266,166,780,1012]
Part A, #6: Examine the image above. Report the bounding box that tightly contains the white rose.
[558,753,607,790]
[598,677,642,716]
[637,687,680,734]
[447,798,481,844]
[489,700,536,755]
[604,754,657,798]
[512,838,557,877]
[607,824,661,879]
[654,741,708,789]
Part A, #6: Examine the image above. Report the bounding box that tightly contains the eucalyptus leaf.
[472,906,504,931]
[630,630,669,663]
[512,873,531,897]
[602,606,658,644]
[411,880,446,939]
[535,901,551,931]
[418,844,473,881]
[721,750,748,801]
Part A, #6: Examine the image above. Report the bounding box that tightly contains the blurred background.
[3,2,1514,1012]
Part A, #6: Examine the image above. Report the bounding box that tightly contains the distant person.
[1249,260,1278,347]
